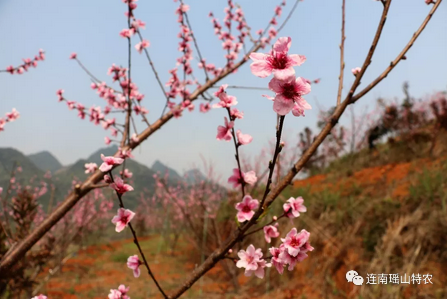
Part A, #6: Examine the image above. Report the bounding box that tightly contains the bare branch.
[135,30,170,104]
[352,0,443,102]
[181,0,209,81]
[336,0,346,106]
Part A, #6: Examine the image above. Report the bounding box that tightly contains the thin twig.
[277,0,300,33]
[260,115,285,207]
[210,85,269,90]
[181,0,210,81]
[136,30,170,104]
[75,58,102,84]
[226,108,246,197]
[352,0,443,102]
[108,172,167,298]
[336,0,346,106]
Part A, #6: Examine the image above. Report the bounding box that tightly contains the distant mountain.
[0,146,225,210]
[0,148,46,205]
[152,160,182,181]
[0,148,44,181]
[27,151,63,173]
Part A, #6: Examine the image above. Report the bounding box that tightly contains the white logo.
[352,275,364,285]
[346,270,363,285]
[346,270,358,282]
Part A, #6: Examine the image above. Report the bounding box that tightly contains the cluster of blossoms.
[108,284,131,299]
[118,0,150,54]
[207,0,246,71]
[164,0,290,119]
[250,37,311,116]
[3,49,45,75]
[220,36,313,279]
[212,84,257,190]
[93,152,144,280]
[58,0,150,145]
[0,108,20,133]
[235,196,312,278]
[58,62,147,144]
[163,1,196,118]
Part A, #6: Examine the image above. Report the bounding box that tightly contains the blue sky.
[0,0,446,178]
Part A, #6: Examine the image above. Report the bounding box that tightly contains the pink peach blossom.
[127,255,141,278]
[200,103,211,113]
[132,19,146,29]
[31,295,47,299]
[243,170,257,185]
[230,108,244,119]
[56,89,64,102]
[279,244,312,271]
[135,40,150,53]
[84,163,98,174]
[236,245,270,278]
[216,117,234,141]
[112,208,135,232]
[5,108,20,121]
[213,84,238,108]
[110,177,134,194]
[108,289,122,299]
[69,52,77,59]
[267,74,311,116]
[281,228,312,257]
[283,196,307,218]
[270,246,287,274]
[228,169,257,187]
[263,224,280,243]
[99,154,124,172]
[235,195,259,222]
[249,37,306,80]
[236,130,253,145]
[120,28,135,38]
[118,284,130,299]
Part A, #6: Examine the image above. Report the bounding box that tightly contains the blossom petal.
[273,95,294,115]
[273,37,291,53]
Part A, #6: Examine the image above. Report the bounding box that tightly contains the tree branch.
[352,0,443,102]
[336,0,346,106]
[108,172,167,298]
